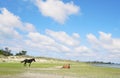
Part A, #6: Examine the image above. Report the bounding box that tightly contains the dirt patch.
[0,72,78,78]
[19,72,78,78]
[30,66,63,71]
[0,67,79,78]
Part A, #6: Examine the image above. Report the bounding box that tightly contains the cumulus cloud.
[34,0,80,24]
[0,8,36,39]
[46,29,80,46]
[0,8,22,27]
[24,29,93,56]
[87,32,120,53]
[87,32,120,62]
[0,8,22,39]
[25,29,95,59]
[25,30,79,52]
[0,8,36,52]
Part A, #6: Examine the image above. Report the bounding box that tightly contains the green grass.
[0,62,120,78]
[0,62,25,75]
[25,62,120,78]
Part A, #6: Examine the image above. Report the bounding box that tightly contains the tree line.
[0,47,27,56]
[86,61,115,64]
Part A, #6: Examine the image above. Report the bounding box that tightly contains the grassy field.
[0,61,120,78]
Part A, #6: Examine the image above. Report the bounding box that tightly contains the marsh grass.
[0,62,25,75]
[31,62,120,78]
[0,62,120,78]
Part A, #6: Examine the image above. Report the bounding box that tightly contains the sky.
[0,0,120,63]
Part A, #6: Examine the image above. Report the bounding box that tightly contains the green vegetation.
[0,47,13,56]
[0,60,120,78]
[15,50,27,56]
[0,47,27,56]
[31,62,120,78]
[0,63,24,75]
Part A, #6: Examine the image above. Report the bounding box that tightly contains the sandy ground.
[0,67,79,78]
[20,72,78,78]
[0,72,78,78]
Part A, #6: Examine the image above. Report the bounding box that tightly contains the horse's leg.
[29,63,31,67]
[24,62,26,67]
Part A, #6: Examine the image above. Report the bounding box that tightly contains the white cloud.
[24,23,36,32]
[72,33,80,39]
[0,8,22,27]
[34,0,80,24]
[87,32,120,61]
[0,8,36,39]
[25,31,71,52]
[99,32,113,44]
[27,32,56,45]
[75,46,90,52]
[87,33,100,47]
[46,29,80,46]
[0,8,22,39]
[25,29,95,59]
[0,26,21,39]
[0,8,36,53]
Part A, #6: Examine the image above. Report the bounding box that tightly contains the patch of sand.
[19,72,78,78]
[0,72,78,78]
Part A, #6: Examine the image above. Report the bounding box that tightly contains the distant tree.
[21,50,27,55]
[0,49,3,55]
[16,50,27,56]
[3,47,13,56]
[0,47,13,56]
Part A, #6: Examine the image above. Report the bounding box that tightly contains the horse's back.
[62,64,70,69]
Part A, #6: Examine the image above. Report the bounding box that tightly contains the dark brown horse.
[21,58,35,67]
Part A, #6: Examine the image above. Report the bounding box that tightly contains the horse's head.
[32,58,36,62]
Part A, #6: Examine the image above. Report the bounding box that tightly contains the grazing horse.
[62,64,70,69]
[21,58,35,67]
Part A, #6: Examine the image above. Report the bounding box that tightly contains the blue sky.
[0,0,120,63]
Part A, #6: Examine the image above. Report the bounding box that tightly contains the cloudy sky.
[0,0,120,63]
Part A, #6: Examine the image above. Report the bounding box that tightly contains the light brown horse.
[62,64,70,69]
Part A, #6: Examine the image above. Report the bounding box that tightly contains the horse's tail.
[21,60,24,63]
